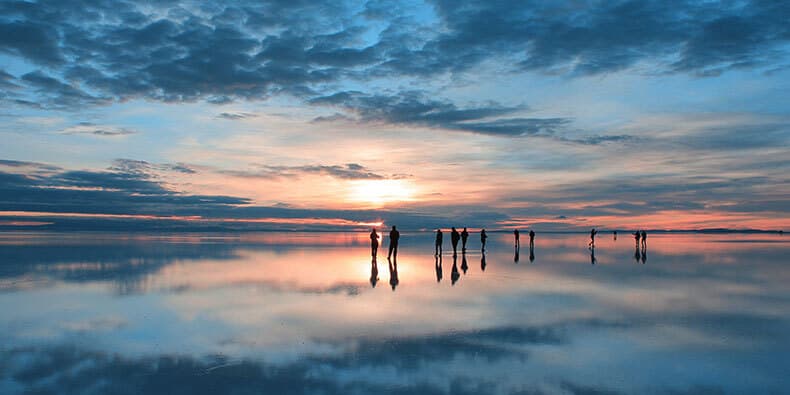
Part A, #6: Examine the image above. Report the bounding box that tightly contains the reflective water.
[1,231,788,394]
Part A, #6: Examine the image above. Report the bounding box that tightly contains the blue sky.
[1,0,788,230]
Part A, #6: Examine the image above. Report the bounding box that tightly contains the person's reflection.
[634,244,641,263]
[480,252,487,272]
[451,254,460,285]
[514,245,520,263]
[529,244,535,262]
[370,257,379,288]
[435,254,443,283]
[388,258,399,291]
[640,244,647,264]
[590,246,597,265]
[461,251,468,274]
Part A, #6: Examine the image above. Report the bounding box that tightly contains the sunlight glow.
[347,179,416,206]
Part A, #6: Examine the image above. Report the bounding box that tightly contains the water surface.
[1,231,788,394]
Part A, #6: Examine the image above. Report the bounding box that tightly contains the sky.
[0,0,788,231]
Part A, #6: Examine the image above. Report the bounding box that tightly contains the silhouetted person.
[451,227,460,256]
[370,257,379,288]
[590,247,597,265]
[640,230,647,250]
[435,228,443,256]
[529,244,535,262]
[514,229,520,248]
[633,231,641,248]
[589,228,598,248]
[481,252,487,271]
[461,251,468,274]
[461,227,469,251]
[369,228,379,257]
[387,226,400,260]
[529,230,535,248]
[435,254,442,283]
[451,254,460,285]
[613,230,617,241]
[388,259,399,291]
[480,229,488,251]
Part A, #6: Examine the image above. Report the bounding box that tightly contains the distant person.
[514,229,520,248]
[589,228,598,248]
[480,229,488,251]
[461,227,469,251]
[435,255,442,283]
[370,258,379,288]
[387,226,400,260]
[388,259,399,291]
[613,230,617,240]
[369,228,379,257]
[481,253,487,271]
[529,230,535,247]
[633,230,641,247]
[451,227,460,255]
[640,230,647,249]
[451,255,460,285]
[435,228,443,256]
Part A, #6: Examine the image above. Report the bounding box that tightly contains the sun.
[347,179,416,206]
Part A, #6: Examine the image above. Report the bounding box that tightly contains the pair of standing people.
[370,226,400,259]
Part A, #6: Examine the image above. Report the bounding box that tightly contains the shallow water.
[1,231,788,394]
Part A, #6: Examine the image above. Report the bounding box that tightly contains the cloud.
[310,90,635,143]
[310,90,567,137]
[59,122,137,137]
[220,163,387,180]
[0,1,788,109]
[216,112,258,120]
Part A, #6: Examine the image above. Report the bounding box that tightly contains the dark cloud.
[0,159,249,217]
[310,90,569,137]
[310,90,636,143]
[0,1,788,109]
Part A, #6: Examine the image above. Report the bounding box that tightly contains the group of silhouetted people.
[435,227,484,256]
[368,226,652,289]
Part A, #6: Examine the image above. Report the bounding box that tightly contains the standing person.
[613,230,617,240]
[387,225,400,260]
[434,228,443,256]
[369,228,379,257]
[640,230,647,250]
[461,227,469,251]
[480,229,488,251]
[451,227,460,255]
[529,230,535,247]
[633,230,641,247]
[589,228,597,248]
[514,229,520,248]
